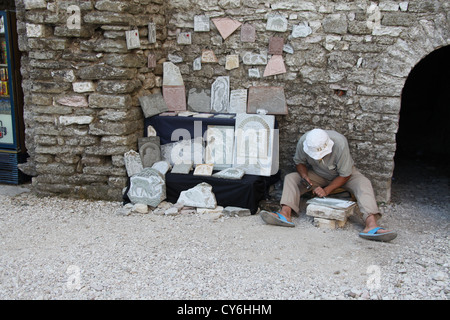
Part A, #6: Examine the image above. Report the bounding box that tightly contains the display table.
[141,114,280,214]
[165,172,279,214]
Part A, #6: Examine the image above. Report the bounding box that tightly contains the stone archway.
[366,17,450,202]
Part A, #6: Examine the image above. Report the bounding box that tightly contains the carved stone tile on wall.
[268,37,284,55]
[163,62,184,86]
[266,13,288,32]
[247,86,287,115]
[242,51,268,65]
[210,76,230,113]
[125,29,140,49]
[148,22,156,43]
[201,49,218,63]
[212,17,242,40]
[194,15,210,32]
[263,55,286,77]
[225,54,239,70]
[241,23,256,42]
[177,32,192,45]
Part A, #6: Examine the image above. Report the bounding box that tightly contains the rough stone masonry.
[15,0,450,202]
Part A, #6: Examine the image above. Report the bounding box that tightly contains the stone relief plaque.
[201,49,218,63]
[193,163,214,176]
[263,55,286,77]
[148,22,156,43]
[163,62,184,86]
[210,76,230,113]
[228,89,247,114]
[188,88,211,113]
[240,23,256,42]
[233,113,278,176]
[128,168,166,207]
[205,125,235,170]
[124,150,143,177]
[268,36,284,55]
[212,17,242,40]
[266,13,288,32]
[138,136,161,168]
[163,85,187,111]
[247,86,287,115]
[242,51,268,65]
[177,32,192,45]
[139,92,168,118]
[125,29,140,49]
[194,15,210,32]
[225,54,239,70]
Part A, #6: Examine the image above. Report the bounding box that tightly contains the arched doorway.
[393,46,450,185]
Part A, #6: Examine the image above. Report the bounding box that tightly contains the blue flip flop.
[359,227,397,242]
[260,210,295,227]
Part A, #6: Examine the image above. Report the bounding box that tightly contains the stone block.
[306,204,354,221]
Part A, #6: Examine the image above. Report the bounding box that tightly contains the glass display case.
[0,10,28,184]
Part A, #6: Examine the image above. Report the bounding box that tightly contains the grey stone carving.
[128,168,166,207]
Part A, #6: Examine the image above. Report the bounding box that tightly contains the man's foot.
[359,227,397,242]
[260,211,295,227]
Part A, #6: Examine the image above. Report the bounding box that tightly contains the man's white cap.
[303,129,334,160]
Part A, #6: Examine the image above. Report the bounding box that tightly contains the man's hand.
[313,186,328,198]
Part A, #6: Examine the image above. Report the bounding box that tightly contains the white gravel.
[0,161,448,300]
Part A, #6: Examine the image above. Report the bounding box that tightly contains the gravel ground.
[0,160,448,300]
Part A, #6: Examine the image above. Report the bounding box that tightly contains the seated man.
[261,128,397,242]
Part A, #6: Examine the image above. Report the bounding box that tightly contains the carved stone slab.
[188,88,211,113]
[177,32,192,45]
[212,17,242,40]
[205,125,235,169]
[148,22,156,43]
[201,49,218,63]
[138,136,161,168]
[193,163,214,176]
[210,76,230,113]
[268,37,284,55]
[163,62,184,86]
[229,89,247,114]
[125,29,140,49]
[177,182,217,209]
[163,85,187,111]
[225,54,239,70]
[212,167,245,180]
[152,160,171,175]
[234,113,278,176]
[128,168,166,207]
[266,13,288,32]
[139,92,168,118]
[241,23,256,42]
[171,162,193,174]
[247,86,287,115]
[292,21,312,38]
[124,150,143,177]
[263,55,286,77]
[194,15,210,32]
[242,51,268,65]
[161,139,204,165]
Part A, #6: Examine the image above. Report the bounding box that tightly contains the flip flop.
[359,227,397,242]
[260,210,295,228]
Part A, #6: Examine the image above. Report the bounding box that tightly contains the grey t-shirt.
[293,130,354,180]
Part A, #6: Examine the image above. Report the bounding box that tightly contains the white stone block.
[306,204,354,221]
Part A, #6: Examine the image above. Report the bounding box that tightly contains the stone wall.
[15,0,450,202]
[16,0,167,200]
